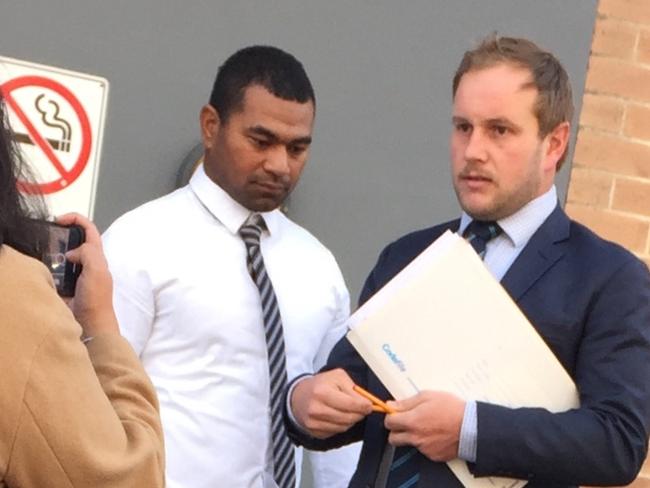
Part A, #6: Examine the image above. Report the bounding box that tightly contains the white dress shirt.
[103,164,360,488]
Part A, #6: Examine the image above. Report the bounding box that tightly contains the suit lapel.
[500,205,571,302]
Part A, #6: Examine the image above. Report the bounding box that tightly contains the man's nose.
[264,146,291,178]
[464,130,488,162]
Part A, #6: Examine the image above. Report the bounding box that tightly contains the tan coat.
[0,246,164,487]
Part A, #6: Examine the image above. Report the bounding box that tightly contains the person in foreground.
[0,96,164,487]
[103,45,359,488]
[286,35,650,487]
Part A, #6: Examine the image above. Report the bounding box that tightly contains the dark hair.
[452,35,574,169]
[209,45,315,122]
[0,94,48,258]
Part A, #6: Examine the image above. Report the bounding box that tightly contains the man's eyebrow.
[289,135,312,146]
[247,126,278,141]
[484,117,515,126]
[247,125,312,145]
[452,116,469,124]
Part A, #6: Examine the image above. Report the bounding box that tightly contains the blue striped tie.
[386,446,424,487]
[463,220,502,258]
[240,214,296,488]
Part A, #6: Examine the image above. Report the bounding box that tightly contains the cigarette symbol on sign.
[2,74,93,195]
[14,93,72,152]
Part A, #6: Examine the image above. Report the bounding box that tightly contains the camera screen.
[43,226,71,290]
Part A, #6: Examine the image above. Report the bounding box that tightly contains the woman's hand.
[56,213,119,338]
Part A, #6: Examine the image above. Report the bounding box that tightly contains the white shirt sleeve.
[311,266,351,371]
[305,263,362,488]
[102,221,156,356]
[458,400,478,462]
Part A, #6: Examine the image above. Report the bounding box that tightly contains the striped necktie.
[239,214,296,488]
[463,220,502,258]
[384,445,425,488]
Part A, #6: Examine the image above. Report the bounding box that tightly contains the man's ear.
[200,104,220,150]
[544,121,570,172]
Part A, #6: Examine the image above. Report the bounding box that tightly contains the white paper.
[346,231,579,488]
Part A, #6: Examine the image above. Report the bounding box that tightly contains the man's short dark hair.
[453,35,574,170]
[209,45,315,123]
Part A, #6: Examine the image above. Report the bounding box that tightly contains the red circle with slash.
[1,75,92,195]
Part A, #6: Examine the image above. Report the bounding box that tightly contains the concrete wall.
[1,0,597,300]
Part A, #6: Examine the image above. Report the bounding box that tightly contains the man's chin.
[460,198,499,221]
[246,197,286,213]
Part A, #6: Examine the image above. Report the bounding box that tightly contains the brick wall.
[566,0,650,272]
[567,1,650,487]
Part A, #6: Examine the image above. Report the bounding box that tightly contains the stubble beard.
[455,148,543,221]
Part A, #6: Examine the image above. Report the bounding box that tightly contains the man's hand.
[385,391,465,462]
[291,369,373,439]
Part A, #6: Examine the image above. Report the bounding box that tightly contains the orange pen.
[353,384,396,414]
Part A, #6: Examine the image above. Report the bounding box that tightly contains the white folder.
[346,230,579,488]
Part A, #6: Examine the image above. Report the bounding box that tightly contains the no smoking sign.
[0,56,108,218]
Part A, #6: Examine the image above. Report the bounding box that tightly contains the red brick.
[599,0,650,24]
[579,94,624,133]
[585,57,650,102]
[592,17,638,59]
[638,29,650,65]
[566,167,613,207]
[612,177,650,215]
[573,129,650,178]
[624,104,650,140]
[565,203,649,252]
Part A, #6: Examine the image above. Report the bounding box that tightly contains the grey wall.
[1,1,597,300]
[0,1,597,486]
[1,1,598,301]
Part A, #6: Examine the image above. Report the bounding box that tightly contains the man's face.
[201,85,315,212]
[450,63,562,221]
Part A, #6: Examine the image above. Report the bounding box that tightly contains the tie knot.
[463,220,501,241]
[463,220,502,258]
[239,214,265,247]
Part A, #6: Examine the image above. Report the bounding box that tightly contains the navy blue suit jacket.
[288,206,650,487]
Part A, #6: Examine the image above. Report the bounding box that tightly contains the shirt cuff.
[285,374,313,434]
[458,400,477,462]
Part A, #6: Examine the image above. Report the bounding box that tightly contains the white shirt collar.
[188,163,281,236]
[459,185,558,248]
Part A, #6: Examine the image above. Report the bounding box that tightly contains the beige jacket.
[0,246,164,487]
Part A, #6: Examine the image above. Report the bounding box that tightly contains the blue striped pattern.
[463,220,502,258]
[387,447,421,487]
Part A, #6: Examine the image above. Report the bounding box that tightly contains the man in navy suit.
[285,35,650,487]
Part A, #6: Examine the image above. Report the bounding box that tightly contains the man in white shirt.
[103,45,360,488]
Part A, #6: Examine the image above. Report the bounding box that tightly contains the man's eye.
[455,123,471,133]
[288,145,307,157]
[251,138,270,148]
[492,126,509,136]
